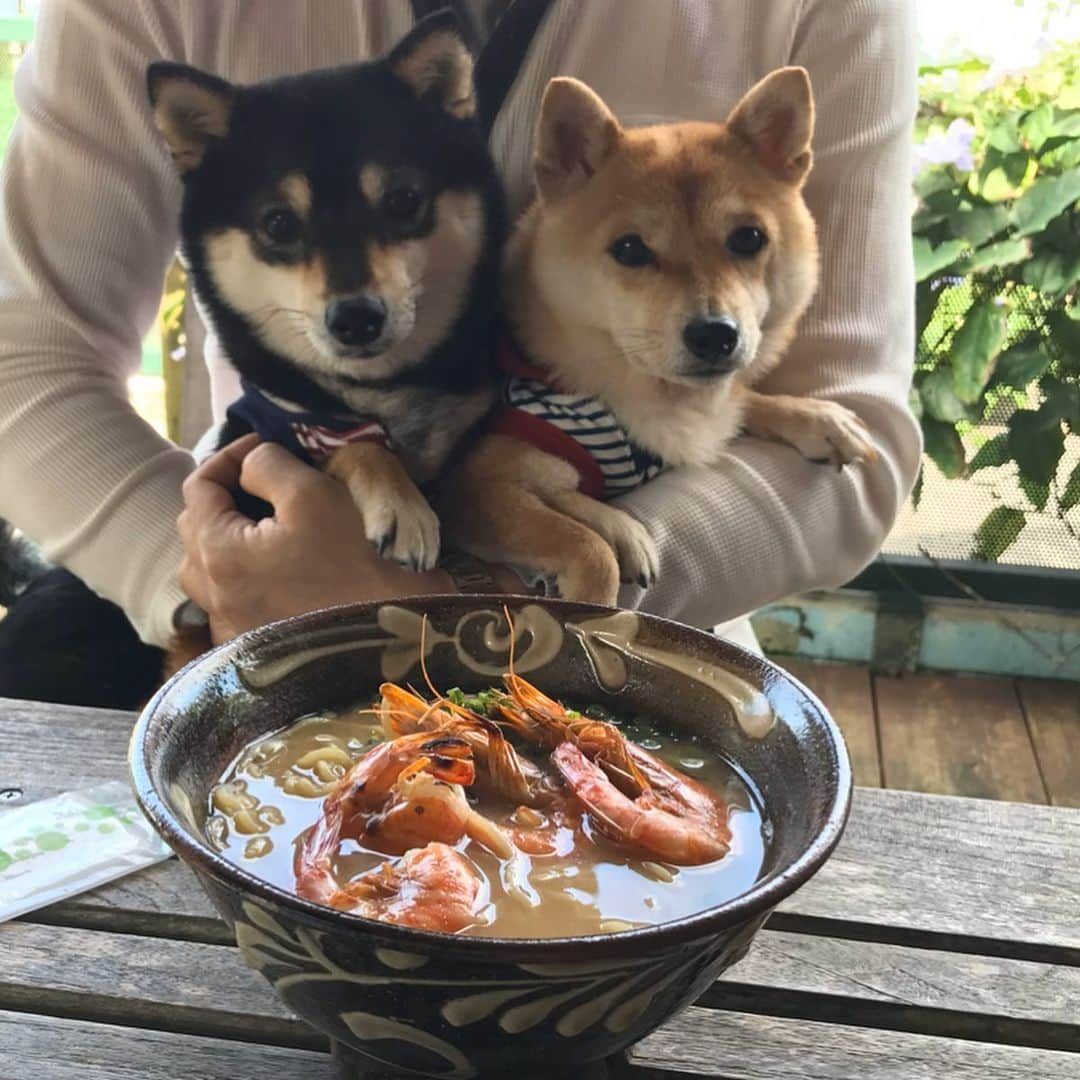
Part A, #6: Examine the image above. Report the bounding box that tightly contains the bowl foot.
[331,1039,621,1079]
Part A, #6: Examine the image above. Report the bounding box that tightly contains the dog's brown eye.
[727,226,767,257]
[261,208,302,245]
[610,234,655,268]
[384,186,423,221]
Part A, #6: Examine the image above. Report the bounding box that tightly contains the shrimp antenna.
[417,615,477,723]
[503,603,517,679]
[418,613,443,703]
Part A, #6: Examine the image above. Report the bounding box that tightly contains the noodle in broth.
[208,691,767,938]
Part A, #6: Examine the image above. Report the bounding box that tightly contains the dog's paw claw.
[609,514,659,591]
[359,495,441,572]
[374,524,396,557]
[782,400,877,468]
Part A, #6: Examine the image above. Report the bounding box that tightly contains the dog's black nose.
[325,296,387,348]
[682,316,740,368]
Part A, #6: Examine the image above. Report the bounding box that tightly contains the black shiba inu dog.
[148,11,505,573]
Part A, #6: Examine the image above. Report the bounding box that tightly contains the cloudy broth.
[208,702,767,938]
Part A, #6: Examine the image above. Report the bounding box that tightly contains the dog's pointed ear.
[147,62,235,175]
[726,67,814,185]
[534,78,621,203]
[388,10,475,119]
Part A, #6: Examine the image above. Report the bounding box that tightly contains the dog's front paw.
[326,443,442,571]
[782,400,878,470]
[359,488,441,572]
[610,512,660,588]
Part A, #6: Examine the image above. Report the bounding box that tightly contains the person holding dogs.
[0,1,920,709]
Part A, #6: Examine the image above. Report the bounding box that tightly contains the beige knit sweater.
[0,0,920,647]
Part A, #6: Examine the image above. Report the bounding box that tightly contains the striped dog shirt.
[225,380,390,468]
[487,338,665,501]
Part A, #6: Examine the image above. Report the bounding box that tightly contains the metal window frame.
[844,555,1080,612]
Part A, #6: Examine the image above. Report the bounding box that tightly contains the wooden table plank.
[875,673,1047,803]
[1017,679,1080,808]
[0,921,315,1050]
[782,787,1080,960]
[0,698,136,805]
[4,922,1075,1057]
[630,1008,1080,1079]
[38,859,225,939]
[722,930,1080,1043]
[778,660,881,788]
[7,699,1080,958]
[0,1008,331,1079]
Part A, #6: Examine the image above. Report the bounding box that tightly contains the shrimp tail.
[295,800,346,905]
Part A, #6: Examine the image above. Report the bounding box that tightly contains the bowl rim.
[130,596,853,957]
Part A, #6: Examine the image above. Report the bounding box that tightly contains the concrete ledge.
[752,589,1080,682]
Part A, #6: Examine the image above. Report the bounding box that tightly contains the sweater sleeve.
[615,0,922,627]
[0,0,193,647]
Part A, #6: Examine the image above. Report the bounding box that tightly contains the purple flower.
[914,119,976,175]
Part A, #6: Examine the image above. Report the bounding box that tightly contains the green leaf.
[1022,249,1080,294]
[1048,309,1080,360]
[948,204,1010,247]
[981,171,1013,203]
[1042,212,1079,252]
[911,466,925,510]
[992,343,1051,388]
[972,507,1026,561]
[1003,152,1032,186]
[922,417,966,479]
[914,169,958,200]
[1038,381,1080,431]
[918,58,989,77]
[986,121,1022,154]
[1061,462,1080,513]
[1010,171,1080,237]
[1048,110,1080,139]
[913,236,968,282]
[950,301,1009,403]
[912,205,951,232]
[1019,474,1050,511]
[969,433,1010,471]
[1021,102,1055,153]
[1008,408,1066,487]
[953,238,1031,275]
[915,280,939,344]
[1041,137,1080,172]
[920,368,970,422]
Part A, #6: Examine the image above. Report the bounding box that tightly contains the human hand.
[177,435,460,644]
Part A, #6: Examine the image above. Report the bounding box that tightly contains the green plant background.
[913,42,1079,561]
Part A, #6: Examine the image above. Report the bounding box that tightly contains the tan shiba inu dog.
[441,68,876,604]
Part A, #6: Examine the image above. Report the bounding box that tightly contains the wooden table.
[2,697,1079,1079]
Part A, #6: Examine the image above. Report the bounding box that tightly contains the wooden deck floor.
[778,659,1080,807]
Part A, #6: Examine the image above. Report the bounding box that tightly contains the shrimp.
[327,842,484,932]
[295,732,511,907]
[551,741,731,866]
[495,674,648,795]
[379,683,554,807]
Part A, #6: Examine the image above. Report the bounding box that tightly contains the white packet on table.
[0,780,173,924]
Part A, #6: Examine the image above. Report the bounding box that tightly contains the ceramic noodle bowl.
[130,598,851,1079]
